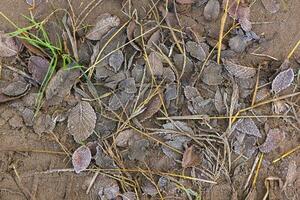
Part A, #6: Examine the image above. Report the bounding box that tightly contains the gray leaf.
[186,41,206,61]
[86,13,120,41]
[259,128,286,153]
[68,101,97,143]
[271,68,294,94]
[234,118,262,138]
[223,59,256,79]
[204,0,220,21]
[109,50,124,72]
[0,32,18,57]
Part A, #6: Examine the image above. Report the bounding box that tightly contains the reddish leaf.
[72,146,92,173]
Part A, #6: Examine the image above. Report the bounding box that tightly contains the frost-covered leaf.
[28,56,49,83]
[261,0,280,13]
[165,83,177,105]
[223,59,256,78]
[214,87,226,114]
[186,41,206,61]
[259,128,286,153]
[0,32,18,57]
[108,50,124,72]
[162,140,184,160]
[128,139,150,161]
[146,30,160,49]
[163,67,176,82]
[173,53,194,74]
[2,81,30,97]
[95,146,116,168]
[108,91,134,111]
[115,129,137,148]
[95,114,117,137]
[201,61,223,85]
[72,145,92,173]
[119,78,137,94]
[271,68,294,94]
[184,86,200,100]
[45,68,80,105]
[138,95,162,122]
[148,52,163,76]
[163,121,193,134]
[229,35,247,53]
[204,0,220,21]
[33,114,55,135]
[86,13,120,40]
[68,101,97,143]
[234,118,262,137]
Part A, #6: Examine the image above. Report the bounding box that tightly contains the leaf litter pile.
[0,0,299,199]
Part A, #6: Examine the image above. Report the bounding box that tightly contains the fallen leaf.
[108,91,134,110]
[182,146,199,168]
[201,61,223,85]
[141,178,158,196]
[119,78,137,94]
[214,87,226,114]
[234,118,262,137]
[33,114,55,135]
[108,50,124,72]
[176,0,195,4]
[72,145,92,173]
[68,101,97,143]
[164,83,177,106]
[115,129,137,148]
[259,128,286,153]
[163,121,194,134]
[223,59,256,79]
[261,0,280,13]
[283,160,297,190]
[26,0,42,6]
[204,0,220,21]
[86,13,120,41]
[128,139,150,161]
[146,30,160,49]
[95,114,117,137]
[229,35,247,53]
[2,81,30,97]
[186,41,206,61]
[138,95,162,122]
[95,146,117,168]
[162,67,176,82]
[148,52,163,76]
[45,68,80,106]
[28,56,49,83]
[184,86,201,100]
[271,68,294,94]
[126,20,140,50]
[173,53,194,74]
[0,32,18,57]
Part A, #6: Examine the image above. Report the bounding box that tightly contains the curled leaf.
[259,128,286,153]
[68,101,97,143]
[72,145,92,173]
[86,13,120,41]
[223,59,256,79]
[271,68,294,94]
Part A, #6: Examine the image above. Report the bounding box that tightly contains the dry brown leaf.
[182,145,198,168]
[45,68,80,106]
[271,68,294,94]
[68,101,97,143]
[115,129,137,148]
[204,0,220,21]
[0,32,18,57]
[223,59,256,79]
[72,145,92,173]
[138,95,162,122]
[86,13,120,41]
[148,52,163,76]
[259,128,286,153]
[261,0,280,13]
[28,56,49,83]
